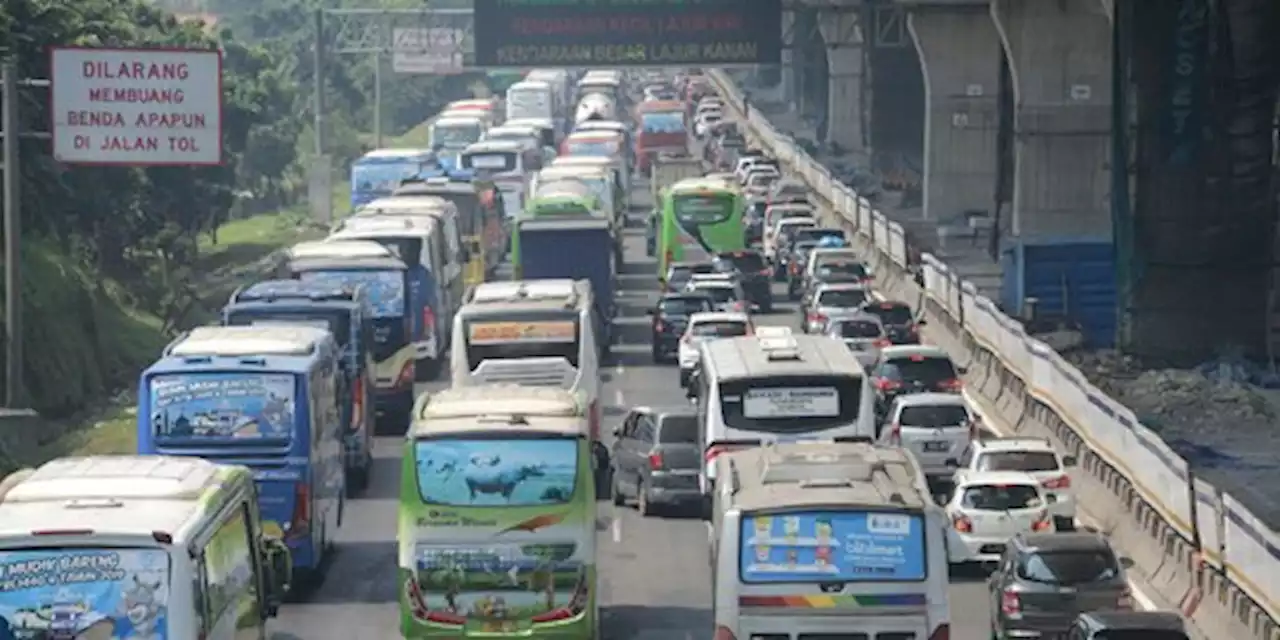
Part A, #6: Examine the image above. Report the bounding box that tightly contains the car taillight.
[1032,512,1052,531]
[648,453,664,470]
[887,424,902,445]
[927,624,950,640]
[873,338,891,348]
[290,482,310,537]
[396,360,415,387]
[654,320,665,332]
[952,514,973,533]
[712,626,737,640]
[1042,475,1071,490]
[1000,590,1022,617]
[875,378,901,392]
[1117,589,1134,609]
[807,313,826,324]
[422,306,436,338]
[350,376,364,432]
[424,611,466,625]
[704,441,758,462]
[938,378,963,391]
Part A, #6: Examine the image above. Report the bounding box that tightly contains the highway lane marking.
[612,513,623,543]
[963,389,1160,612]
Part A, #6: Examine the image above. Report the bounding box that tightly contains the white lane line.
[612,513,623,543]
[614,387,624,407]
[962,389,1161,611]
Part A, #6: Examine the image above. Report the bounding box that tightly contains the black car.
[610,406,702,515]
[662,261,715,293]
[743,201,767,246]
[1067,610,1188,640]
[648,293,714,362]
[783,240,820,298]
[861,299,924,344]
[870,345,965,418]
[714,250,773,312]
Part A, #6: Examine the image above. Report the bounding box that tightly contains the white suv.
[677,311,752,387]
[949,437,1079,531]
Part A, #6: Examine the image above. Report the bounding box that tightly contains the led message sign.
[473,0,783,68]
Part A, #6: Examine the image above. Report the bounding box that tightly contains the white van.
[0,456,290,639]
[710,442,951,640]
[689,333,878,501]
[450,279,602,442]
[506,80,555,122]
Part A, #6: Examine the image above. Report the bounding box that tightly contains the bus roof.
[357,148,433,162]
[504,117,554,129]
[466,279,589,306]
[670,177,738,196]
[411,387,588,437]
[700,334,867,382]
[0,456,253,541]
[433,115,485,126]
[355,196,455,217]
[395,175,477,196]
[230,279,363,307]
[638,100,685,112]
[507,80,551,91]
[721,442,931,513]
[288,239,395,261]
[538,167,609,181]
[331,214,440,237]
[166,325,332,358]
[464,139,534,153]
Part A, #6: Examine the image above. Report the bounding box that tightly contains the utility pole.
[0,56,51,409]
[373,52,383,148]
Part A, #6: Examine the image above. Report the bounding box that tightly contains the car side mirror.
[944,458,959,467]
[685,384,697,400]
[612,426,623,437]
[1062,455,1078,467]
[915,318,928,326]
[260,536,292,616]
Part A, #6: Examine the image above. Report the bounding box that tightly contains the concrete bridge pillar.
[780,10,797,106]
[992,0,1112,241]
[908,4,1001,221]
[819,11,866,154]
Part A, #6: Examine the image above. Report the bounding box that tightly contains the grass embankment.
[25,122,433,466]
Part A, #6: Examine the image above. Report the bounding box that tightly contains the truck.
[515,216,615,356]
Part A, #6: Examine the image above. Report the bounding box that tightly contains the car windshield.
[866,302,914,325]
[659,297,713,316]
[668,264,713,284]
[817,289,868,308]
[1017,550,1120,585]
[881,356,957,385]
[691,320,748,337]
[961,484,1042,510]
[834,319,882,339]
[898,404,970,428]
[978,451,1060,472]
[818,261,868,279]
[718,252,766,272]
[658,415,699,442]
[695,286,738,304]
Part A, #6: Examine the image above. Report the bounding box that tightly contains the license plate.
[481,621,517,632]
[923,441,949,452]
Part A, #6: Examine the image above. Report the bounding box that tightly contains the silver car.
[802,282,871,333]
[880,392,978,478]
[822,313,889,367]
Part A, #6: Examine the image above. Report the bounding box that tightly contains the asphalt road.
[270,178,993,638]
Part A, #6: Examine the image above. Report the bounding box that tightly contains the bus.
[657,177,746,278]
[0,456,290,640]
[710,442,951,640]
[351,149,439,208]
[398,385,606,639]
[223,278,377,493]
[137,325,345,585]
[430,115,488,169]
[395,175,509,284]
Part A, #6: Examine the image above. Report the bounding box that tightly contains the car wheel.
[637,478,655,516]
[611,472,625,506]
[651,344,663,363]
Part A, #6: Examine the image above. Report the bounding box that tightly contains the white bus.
[689,333,878,502]
[0,456,291,640]
[710,442,951,640]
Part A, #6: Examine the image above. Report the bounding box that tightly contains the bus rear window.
[0,548,172,634]
[414,434,579,506]
[719,376,862,433]
[462,152,517,172]
[464,317,581,370]
[149,372,297,441]
[674,195,733,225]
[691,321,748,337]
[739,510,925,582]
[299,270,405,318]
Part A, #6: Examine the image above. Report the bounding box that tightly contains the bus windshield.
[641,111,685,134]
[430,123,482,149]
[507,88,551,120]
[463,316,581,370]
[298,270,405,318]
[352,161,426,203]
[0,548,172,637]
[149,372,296,441]
[414,435,579,506]
[740,510,926,582]
[674,193,733,225]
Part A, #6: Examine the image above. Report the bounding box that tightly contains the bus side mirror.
[260,536,292,617]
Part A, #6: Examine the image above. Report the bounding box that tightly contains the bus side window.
[193,567,209,635]
[203,505,259,625]
[441,214,462,258]
[429,225,450,274]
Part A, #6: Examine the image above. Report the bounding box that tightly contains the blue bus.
[350,148,439,208]
[136,325,345,584]
[223,279,377,493]
[286,245,422,431]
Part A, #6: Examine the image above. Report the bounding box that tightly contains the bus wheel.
[415,358,441,382]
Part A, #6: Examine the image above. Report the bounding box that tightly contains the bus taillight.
[928,623,950,640]
[350,376,364,432]
[290,482,310,538]
[589,400,601,441]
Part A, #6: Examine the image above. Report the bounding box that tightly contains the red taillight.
[807,313,826,324]
[704,441,758,462]
[757,268,770,276]
[1042,475,1071,490]
[424,611,466,625]
[648,452,664,470]
[939,378,963,391]
[423,306,436,338]
[397,360,415,387]
[1000,590,1021,617]
[531,607,575,623]
[887,424,902,445]
[589,400,601,442]
[875,378,901,392]
[31,529,93,536]
[712,625,737,640]
[927,624,950,640]
[873,338,891,348]
[350,376,365,432]
[952,514,973,533]
[291,482,311,537]
[1032,512,1052,531]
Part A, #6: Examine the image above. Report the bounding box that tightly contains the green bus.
[656,177,745,277]
[398,385,606,639]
